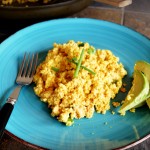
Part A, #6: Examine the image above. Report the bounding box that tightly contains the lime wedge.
[146,98,150,109]
[133,101,145,109]
[119,71,149,114]
[134,61,150,106]
[134,61,150,97]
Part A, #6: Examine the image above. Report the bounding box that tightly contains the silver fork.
[0,53,38,139]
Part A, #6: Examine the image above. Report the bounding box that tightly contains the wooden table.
[94,0,132,7]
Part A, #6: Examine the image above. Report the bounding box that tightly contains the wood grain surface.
[94,0,132,7]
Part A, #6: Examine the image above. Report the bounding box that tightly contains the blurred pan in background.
[0,0,133,36]
[0,0,92,20]
[0,0,92,41]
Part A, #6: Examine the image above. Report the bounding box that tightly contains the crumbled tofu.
[112,102,120,107]
[111,111,115,115]
[123,83,127,87]
[121,100,125,104]
[120,111,126,116]
[1,0,50,5]
[130,108,136,113]
[120,87,126,92]
[33,40,127,126]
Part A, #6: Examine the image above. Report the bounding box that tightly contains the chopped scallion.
[74,49,85,78]
[81,65,96,75]
[66,118,74,126]
[72,57,78,62]
[68,55,96,76]
[78,43,85,47]
[51,67,59,72]
[87,48,96,54]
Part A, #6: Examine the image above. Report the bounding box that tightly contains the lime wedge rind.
[119,71,149,114]
[134,60,150,107]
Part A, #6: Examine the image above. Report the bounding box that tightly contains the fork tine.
[17,53,38,79]
[22,53,30,77]
[27,54,34,77]
[18,53,27,77]
[31,53,38,77]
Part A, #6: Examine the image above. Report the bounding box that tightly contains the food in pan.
[1,0,54,5]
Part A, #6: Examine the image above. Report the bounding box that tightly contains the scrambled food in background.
[33,40,127,126]
[1,0,53,5]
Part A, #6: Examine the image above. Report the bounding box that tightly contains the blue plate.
[0,18,150,150]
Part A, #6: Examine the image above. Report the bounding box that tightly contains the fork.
[0,53,38,139]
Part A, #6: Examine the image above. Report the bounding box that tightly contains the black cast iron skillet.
[0,0,92,20]
[0,0,92,40]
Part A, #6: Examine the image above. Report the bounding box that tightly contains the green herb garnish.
[87,48,96,54]
[78,43,85,47]
[80,65,96,75]
[72,57,78,62]
[66,118,74,126]
[74,49,85,78]
[68,56,96,76]
[51,67,59,72]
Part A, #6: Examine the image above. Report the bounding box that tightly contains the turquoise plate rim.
[5,129,150,150]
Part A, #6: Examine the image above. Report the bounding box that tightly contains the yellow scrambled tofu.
[1,0,50,5]
[33,40,127,126]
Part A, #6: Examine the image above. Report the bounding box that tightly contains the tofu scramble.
[33,40,127,126]
[1,0,51,5]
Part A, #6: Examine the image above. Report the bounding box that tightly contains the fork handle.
[0,85,22,139]
[0,102,14,139]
